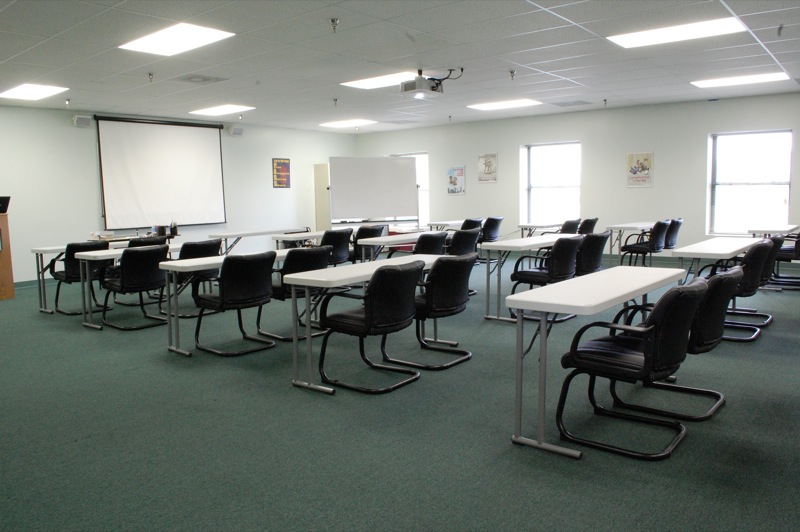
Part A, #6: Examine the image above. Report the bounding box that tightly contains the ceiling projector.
[400,75,443,98]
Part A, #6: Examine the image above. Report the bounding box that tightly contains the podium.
[0,214,14,300]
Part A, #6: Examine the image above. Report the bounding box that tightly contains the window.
[524,142,581,224]
[709,130,793,234]
[392,152,429,226]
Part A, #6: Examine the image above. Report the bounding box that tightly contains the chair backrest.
[55,240,110,279]
[575,230,610,276]
[364,260,425,334]
[320,228,354,265]
[689,266,743,354]
[643,277,708,378]
[647,220,670,252]
[546,235,583,282]
[664,218,683,249]
[419,253,478,318]
[413,232,447,255]
[117,244,170,291]
[761,235,784,285]
[447,228,481,256]
[281,245,331,276]
[560,219,581,234]
[352,224,388,261]
[128,236,168,247]
[479,217,504,243]
[577,218,598,234]
[460,218,483,231]
[178,239,221,260]
[216,252,276,308]
[737,239,773,297]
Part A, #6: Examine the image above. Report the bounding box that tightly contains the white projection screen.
[328,156,418,220]
[96,117,226,229]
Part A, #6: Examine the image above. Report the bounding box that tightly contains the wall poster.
[447,165,465,195]
[626,152,653,187]
[478,153,498,183]
[273,158,291,188]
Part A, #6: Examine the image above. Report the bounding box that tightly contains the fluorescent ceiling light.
[319,119,377,128]
[691,72,790,88]
[341,72,417,89]
[0,83,69,100]
[119,23,234,56]
[608,17,746,48]
[467,99,542,111]
[190,104,255,116]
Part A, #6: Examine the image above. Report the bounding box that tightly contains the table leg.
[511,309,582,459]
[166,271,191,356]
[80,259,102,330]
[35,253,53,314]
[290,285,335,394]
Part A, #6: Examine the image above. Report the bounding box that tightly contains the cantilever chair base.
[381,319,471,371]
[609,380,725,422]
[102,290,167,331]
[318,332,420,394]
[195,307,276,356]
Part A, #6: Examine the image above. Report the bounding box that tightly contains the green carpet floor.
[2,260,800,530]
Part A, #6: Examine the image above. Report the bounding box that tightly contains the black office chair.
[610,268,742,422]
[459,218,483,231]
[47,240,111,315]
[577,217,598,234]
[193,252,277,356]
[555,277,708,461]
[386,232,447,258]
[620,220,669,266]
[544,218,581,235]
[477,216,503,263]
[383,253,477,370]
[772,233,800,283]
[258,245,331,341]
[664,218,683,249]
[317,261,425,394]
[319,229,353,266]
[158,239,222,318]
[100,244,169,330]
[575,230,610,276]
[128,236,169,247]
[446,228,481,256]
[349,224,388,263]
[510,235,583,294]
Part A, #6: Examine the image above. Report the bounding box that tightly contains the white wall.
[0,106,355,282]
[354,93,800,245]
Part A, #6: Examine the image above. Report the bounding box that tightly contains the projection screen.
[96,116,226,230]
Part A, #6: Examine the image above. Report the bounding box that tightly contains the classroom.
[2,1,800,530]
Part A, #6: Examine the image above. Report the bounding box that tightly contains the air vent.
[551,100,591,107]
[172,74,228,85]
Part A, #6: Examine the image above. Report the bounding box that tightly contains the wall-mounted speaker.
[72,115,92,128]
[228,125,244,136]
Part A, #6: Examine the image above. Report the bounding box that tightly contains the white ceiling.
[1,0,798,133]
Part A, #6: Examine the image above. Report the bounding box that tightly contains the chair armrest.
[512,254,544,272]
[569,320,654,352]
[320,290,366,319]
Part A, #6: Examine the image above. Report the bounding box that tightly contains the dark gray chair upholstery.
[446,228,481,256]
[159,239,222,318]
[575,230,610,276]
[460,218,483,231]
[319,229,354,266]
[193,252,277,356]
[510,235,582,294]
[555,277,708,460]
[128,236,169,247]
[664,218,683,249]
[349,224,388,263]
[100,244,169,330]
[383,253,477,370]
[620,220,669,266]
[317,261,425,394]
[48,240,111,315]
[386,232,447,258]
[577,217,598,234]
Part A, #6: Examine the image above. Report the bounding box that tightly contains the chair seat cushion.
[322,307,414,336]
[414,294,465,319]
[510,269,549,284]
[194,292,270,311]
[620,242,651,253]
[563,334,679,382]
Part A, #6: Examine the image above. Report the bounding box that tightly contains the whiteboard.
[328,157,417,220]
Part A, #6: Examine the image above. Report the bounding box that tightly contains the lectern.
[0,213,14,299]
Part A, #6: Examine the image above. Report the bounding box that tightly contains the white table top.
[667,237,756,260]
[358,232,434,246]
[269,231,327,241]
[479,234,564,252]
[284,254,440,288]
[606,221,655,231]
[505,266,684,315]
[428,220,461,229]
[518,223,562,230]
[159,249,290,272]
[75,243,182,261]
[208,228,310,239]
[749,224,800,235]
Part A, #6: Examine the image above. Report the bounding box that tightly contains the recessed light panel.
[608,17,746,48]
[190,104,255,116]
[467,99,541,111]
[691,72,790,88]
[319,119,377,128]
[119,23,235,56]
[341,72,417,89]
[0,83,69,100]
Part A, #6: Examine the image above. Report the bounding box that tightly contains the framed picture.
[272,158,290,188]
[478,153,498,183]
[447,165,465,195]
[626,152,653,187]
